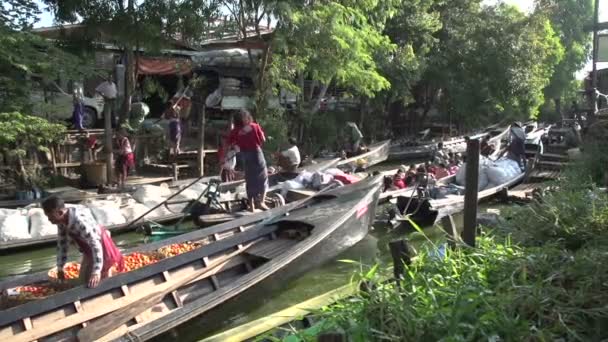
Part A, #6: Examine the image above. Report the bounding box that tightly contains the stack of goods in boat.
[1,242,205,308]
[430,156,523,199]
[0,182,222,244]
[279,168,361,196]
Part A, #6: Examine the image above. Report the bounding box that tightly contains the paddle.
[124,175,209,230]
[76,242,254,342]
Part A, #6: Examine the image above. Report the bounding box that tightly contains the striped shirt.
[57,207,103,276]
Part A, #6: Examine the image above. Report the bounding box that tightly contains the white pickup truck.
[30,82,105,128]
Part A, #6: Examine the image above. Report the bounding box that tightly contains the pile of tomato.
[121,252,160,272]
[7,242,203,304]
[12,285,57,299]
[157,242,199,258]
[48,262,80,280]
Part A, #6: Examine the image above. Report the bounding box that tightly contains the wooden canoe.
[394,143,542,225]
[0,159,342,254]
[0,176,383,342]
[170,157,341,195]
[378,128,509,204]
[387,126,507,161]
[336,140,390,171]
[203,158,342,206]
[0,212,187,254]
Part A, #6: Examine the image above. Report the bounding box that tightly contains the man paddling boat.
[42,197,124,288]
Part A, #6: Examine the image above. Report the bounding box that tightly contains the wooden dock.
[507,143,570,201]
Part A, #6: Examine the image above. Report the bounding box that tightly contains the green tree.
[0,112,66,189]
[0,0,93,113]
[534,0,594,118]
[43,0,222,120]
[398,2,564,134]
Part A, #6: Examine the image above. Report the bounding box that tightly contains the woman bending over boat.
[42,197,124,288]
[229,110,269,211]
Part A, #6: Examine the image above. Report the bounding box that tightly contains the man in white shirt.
[96,75,118,127]
[277,137,301,172]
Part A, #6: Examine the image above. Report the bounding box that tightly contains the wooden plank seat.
[246,239,299,260]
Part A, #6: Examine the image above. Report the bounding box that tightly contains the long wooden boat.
[378,128,509,204]
[0,159,342,253]
[336,140,390,171]
[0,175,383,342]
[0,212,187,254]
[394,143,541,226]
[387,126,506,161]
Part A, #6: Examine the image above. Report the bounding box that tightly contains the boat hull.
[0,177,382,342]
[118,181,382,341]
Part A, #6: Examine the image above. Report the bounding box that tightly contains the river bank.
[269,141,608,341]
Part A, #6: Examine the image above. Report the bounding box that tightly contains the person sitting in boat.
[415,165,434,197]
[435,163,450,179]
[405,164,417,184]
[275,137,301,173]
[425,161,437,178]
[228,109,269,212]
[42,197,124,288]
[433,142,449,165]
[448,159,459,175]
[392,168,407,190]
[480,135,495,157]
[454,153,463,166]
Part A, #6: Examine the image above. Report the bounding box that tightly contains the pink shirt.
[229,123,266,151]
[118,137,132,155]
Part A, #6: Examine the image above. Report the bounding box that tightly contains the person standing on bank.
[72,87,85,130]
[229,110,269,211]
[345,122,363,156]
[95,74,118,128]
[42,197,124,288]
[115,128,135,188]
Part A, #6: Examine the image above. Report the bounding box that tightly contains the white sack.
[132,185,172,203]
[456,162,489,191]
[0,212,30,241]
[28,208,58,238]
[86,201,126,227]
[121,203,150,222]
[281,180,305,197]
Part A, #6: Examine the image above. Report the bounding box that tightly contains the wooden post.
[104,100,113,184]
[462,139,480,247]
[591,0,600,118]
[172,163,178,181]
[50,146,58,175]
[197,105,206,177]
[440,214,457,249]
[389,239,411,281]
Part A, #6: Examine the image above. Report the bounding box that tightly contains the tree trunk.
[554,97,562,121]
[121,47,134,123]
[310,82,329,115]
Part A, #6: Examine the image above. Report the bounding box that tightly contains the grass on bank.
[270,142,608,342]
